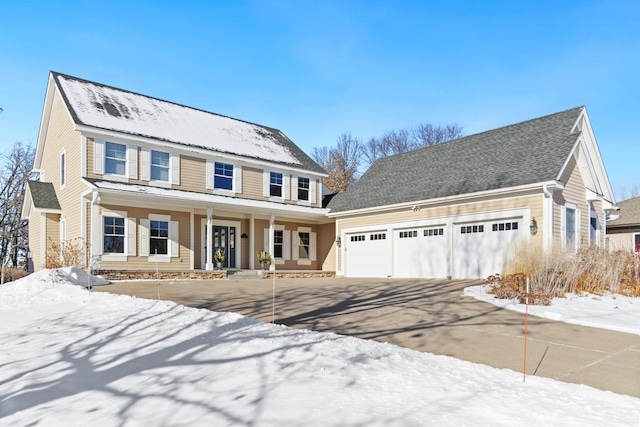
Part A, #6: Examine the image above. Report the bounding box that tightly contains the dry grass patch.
[485,244,640,305]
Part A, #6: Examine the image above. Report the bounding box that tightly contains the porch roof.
[83,178,331,222]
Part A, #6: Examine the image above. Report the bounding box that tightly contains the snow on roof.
[54,73,303,166]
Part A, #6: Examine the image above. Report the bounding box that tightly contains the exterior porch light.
[336,236,341,247]
[530,217,538,235]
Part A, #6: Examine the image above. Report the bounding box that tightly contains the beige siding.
[45,213,60,268]
[178,155,207,192]
[317,223,336,271]
[97,205,191,271]
[242,166,264,200]
[40,90,85,249]
[335,192,543,272]
[607,229,639,252]
[255,219,327,270]
[28,212,42,271]
[553,157,589,247]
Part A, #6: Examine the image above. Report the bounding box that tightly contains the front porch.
[95,269,336,281]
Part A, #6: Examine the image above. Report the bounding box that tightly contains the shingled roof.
[608,196,640,228]
[51,72,325,174]
[328,107,584,213]
[27,181,61,211]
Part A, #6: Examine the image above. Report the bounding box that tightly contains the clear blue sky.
[1,1,638,200]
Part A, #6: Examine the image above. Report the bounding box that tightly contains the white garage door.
[344,231,391,277]
[454,219,523,279]
[393,226,448,278]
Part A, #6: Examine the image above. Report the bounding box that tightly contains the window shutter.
[560,206,566,250]
[206,160,214,190]
[291,176,298,201]
[170,221,179,257]
[170,153,180,185]
[140,148,150,181]
[310,232,317,261]
[233,164,242,194]
[310,179,317,204]
[127,145,138,179]
[284,230,291,260]
[126,217,136,256]
[263,228,269,252]
[283,174,290,200]
[263,171,270,197]
[140,219,149,256]
[94,139,104,175]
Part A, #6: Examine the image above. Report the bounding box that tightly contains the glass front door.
[210,225,236,268]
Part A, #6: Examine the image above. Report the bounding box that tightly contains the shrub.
[46,237,89,269]
[486,244,640,305]
[0,267,28,284]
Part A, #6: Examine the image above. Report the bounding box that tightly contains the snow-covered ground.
[465,285,640,336]
[1,270,638,426]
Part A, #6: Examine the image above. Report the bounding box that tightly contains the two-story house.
[22,72,335,275]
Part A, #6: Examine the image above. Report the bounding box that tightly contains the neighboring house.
[327,107,617,279]
[606,196,640,253]
[22,72,334,273]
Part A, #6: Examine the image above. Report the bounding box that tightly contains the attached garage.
[453,219,523,279]
[393,226,448,278]
[344,231,391,278]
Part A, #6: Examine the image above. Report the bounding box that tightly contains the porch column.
[206,208,214,270]
[90,191,101,263]
[269,214,275,271]
[249,215,255,269]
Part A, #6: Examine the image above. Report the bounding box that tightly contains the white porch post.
[90,191,100,261]
[206,208,214,270]
[269,214,275,271]
[249,215,255,270]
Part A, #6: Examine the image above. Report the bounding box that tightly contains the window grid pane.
[214,162,233,190]
[105,142,126,175]
[150,220,169,255]
[103,217,125,254]
[270,172,283,197]
[273,230,283,258]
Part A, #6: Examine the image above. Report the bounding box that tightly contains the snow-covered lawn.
[1,270,638,426]
[465,285,640,336]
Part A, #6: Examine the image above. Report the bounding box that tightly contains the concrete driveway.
[94,277,640,398]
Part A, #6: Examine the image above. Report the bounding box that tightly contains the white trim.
[81,135,87,177]
[200,218,242,269]
[190,210,195,270]
[141,148,151,181]
[127,145,138,179]
[40,214,46,269]
[329,181,560,217]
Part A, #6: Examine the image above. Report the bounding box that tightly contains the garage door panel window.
[350,235,365,242]
[370,233,386,240]
[492,222,518,232]
[399,230,417,238]
[461,225,484,234]
[424,228,444,237]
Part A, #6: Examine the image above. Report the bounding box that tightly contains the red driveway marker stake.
[523,275,530,383]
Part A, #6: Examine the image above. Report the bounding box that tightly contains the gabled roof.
[49,72,325,174]
[328,107,584,213]
[22,181,62,219]
[607,196,640,228]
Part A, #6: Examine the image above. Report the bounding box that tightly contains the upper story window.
[214,162,233,190]
[270,172,283,197]
[105,142,127,176]
[151,151,170,182]
[297,177,309,201]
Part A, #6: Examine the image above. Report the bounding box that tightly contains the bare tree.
[363,122,463,167]
[312,133,362,193]
[0,142,34,273]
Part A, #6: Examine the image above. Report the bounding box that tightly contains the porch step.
[226,269,262,280]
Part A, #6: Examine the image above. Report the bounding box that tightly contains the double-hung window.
[565,206,576,250]
[104,217,125,254]
[297,177,309,201]
[298,231,310,259]
[214,162,233,190]
[151,151,170,182]
[150,220,169,255]
[270,172,283,197]
[105,142,127,176]
[273,229,284,258]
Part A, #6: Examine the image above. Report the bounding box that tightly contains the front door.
[206,225,236,268]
